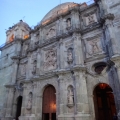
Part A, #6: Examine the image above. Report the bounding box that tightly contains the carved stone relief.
[67,48,73,64]
[85,13,97,26]
[67,85,74,107]
[43,49,57,71]
[22,43,29,56]
[32,60,37,75]
[85,37,102,58]
[26,92,32,115]
[32,52,37,60]
[66,18,71,30]
[46,27,56,39]
[20,64,26,76]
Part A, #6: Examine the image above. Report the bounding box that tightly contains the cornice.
[4,83,15,88]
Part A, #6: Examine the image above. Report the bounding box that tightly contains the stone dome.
[41,2,79,22]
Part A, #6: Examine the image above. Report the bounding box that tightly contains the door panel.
[42,85,56,120]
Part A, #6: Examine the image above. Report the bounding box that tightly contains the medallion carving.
[43,49,57,71]
[85,37,102,57]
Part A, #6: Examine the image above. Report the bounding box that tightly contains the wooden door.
[42,85,56,120]
[94,83,117,120]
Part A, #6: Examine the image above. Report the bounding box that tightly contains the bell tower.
[0,20,31,119]
[6,20,30,43]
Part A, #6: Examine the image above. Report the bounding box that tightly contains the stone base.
[58,113,92,120]
[19,114,36,120]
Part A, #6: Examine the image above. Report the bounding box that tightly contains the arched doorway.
[16,96,23,120]
[42,85,56,120]
[93,83,117,120]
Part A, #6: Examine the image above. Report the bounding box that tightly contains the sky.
[0,0,91,46]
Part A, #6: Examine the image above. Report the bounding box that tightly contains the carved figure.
[66,18,71,28]
[67,48,73,64]
[44,49,57,70]
[21,65,26,76]
[46,28,55,39]
[88,14,95,24]
[67,86,74,105]
[32,60,37,75]
[90,40,100,53]
[26,92,32,114]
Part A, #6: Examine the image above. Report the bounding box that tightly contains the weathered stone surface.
[0,1,120,120]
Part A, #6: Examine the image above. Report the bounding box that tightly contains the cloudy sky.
[0,0,92,45]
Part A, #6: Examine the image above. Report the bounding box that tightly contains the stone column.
[106,60,120,120]
[103,14,119,56]
[72,33,84,66]
[57,73,67,116]
[73,69,92,120]
[113,60,120,119]
[32,81,37,116]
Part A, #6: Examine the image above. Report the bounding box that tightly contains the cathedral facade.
[0,0,120,120]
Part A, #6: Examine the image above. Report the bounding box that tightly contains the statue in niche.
[89,40,100,54]
[21,64,26,76]
[67,86,74,105]
[26,92,32,114]
[44,49,57,70]
[66,18,71,29]
[88,14,95,24]
[32,60,37,75]
[67,48,73,64]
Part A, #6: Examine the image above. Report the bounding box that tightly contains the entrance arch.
[42,85,56,120]
[16,96,23,120]
[93,83,117,120]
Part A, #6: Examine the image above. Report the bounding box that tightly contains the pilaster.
[59,38,65,69]
[71,10,80,30]
[72,33,84,66]
[11,56,19,84]
[103,13,119,57]
[4,85,15,120]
